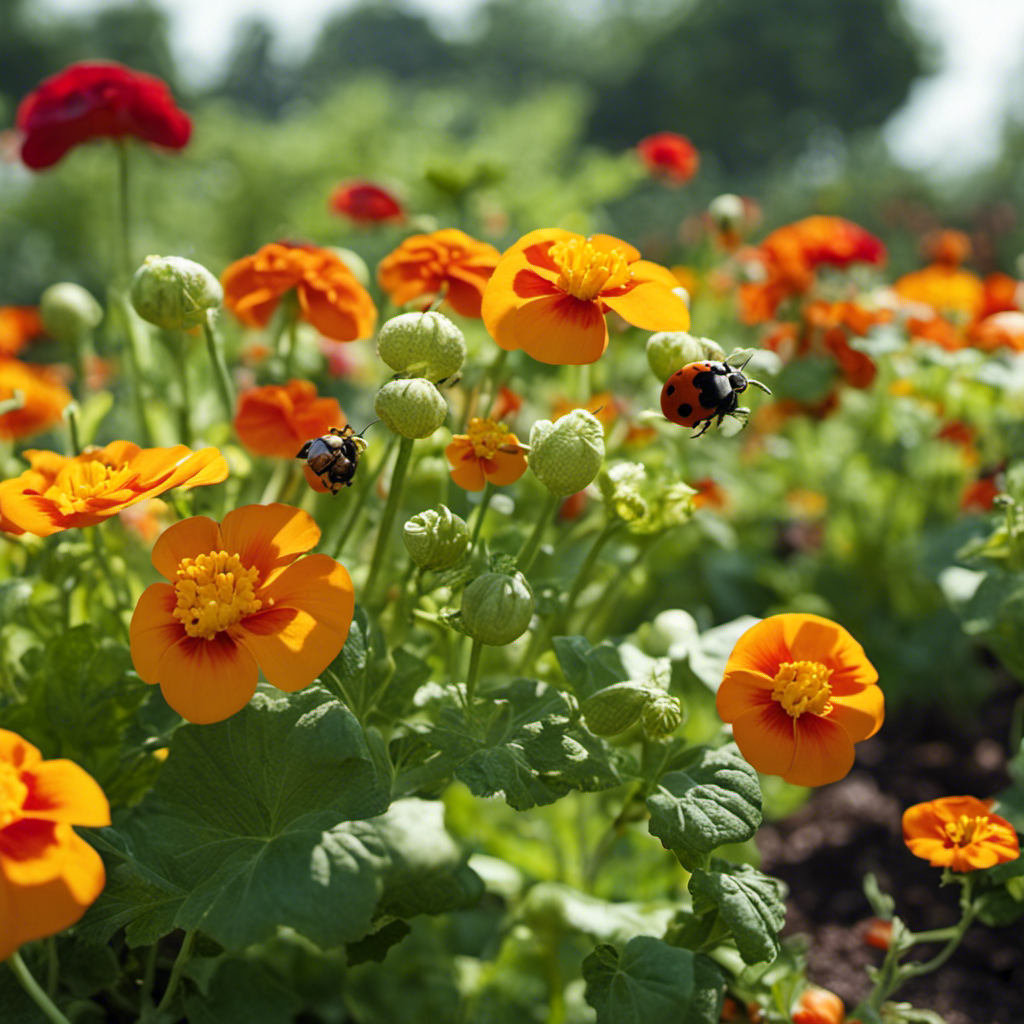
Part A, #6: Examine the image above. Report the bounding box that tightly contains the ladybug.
[296,425,367,493]
[661,357,771,437]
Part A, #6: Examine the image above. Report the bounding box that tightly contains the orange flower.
[551,391,619,428]
[481,228,690,365]
[692,477,728,510]
[903,795,1020,872]
[234,379,345,459]
[0,306,43,356]
[969,311,1024,353]
[961,475,1001,513]
[222,241,377,342]
[980,272,1020,319]
[921,228,971,267]
[0,358,71,440]
[894,265,985,322]
[445,417,527,492]
[635,132,700,184]
[377,228,501,319]
[0,442,227,537]
[716,613,883,787]
[129,504,354,724]
[862,918,893,950]
[791,986,845,1024]
[0,729,111,961]
[490,386,523,423]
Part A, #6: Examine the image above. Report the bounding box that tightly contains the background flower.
[636,131,700,183]
[330,180,404,224]
[0,359,72,440]
[0,307,43,357]
[903,795,1020,872]
[234,379,345,459]
[445,417,527,492]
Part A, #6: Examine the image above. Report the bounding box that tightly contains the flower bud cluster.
[598,462,696,534]
[580,682,686,738]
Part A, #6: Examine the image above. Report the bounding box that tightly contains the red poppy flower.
[16,61,191,170]
[636,132,700,184]
[329,180,404,224]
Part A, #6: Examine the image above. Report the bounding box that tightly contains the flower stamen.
[771,660,833,718]
[50,460,135,516]
[465,417,511,459]
[550,238,633,301]
[172,550,262,640]
[0,761,28,828]
[944,814,991,848]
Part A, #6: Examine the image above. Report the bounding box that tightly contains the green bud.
[403,504,469,570]
[598,463,650,523]
[646,332,726,381]
[374,377,449,439]
[460,570,534,646]
[39,283,103,343]
[641,694,686,738]
[130,255,223,331]
[580,682,653,736]
[377,311,466,381]
[528,409,605,498]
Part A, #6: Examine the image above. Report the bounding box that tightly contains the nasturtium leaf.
[688,859,786,966]
[376,646,433,720]
[181,957,302,1024]
[321,606,392,719]
[645,744,762,870]
[553,635,627,699]
[582,935,722,1024]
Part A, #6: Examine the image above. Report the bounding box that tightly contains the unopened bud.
[641,694,685,738]
[460,570,534,646]
[708,193,745,231]
[580,682,653,736]
[528,409,605,498]
[377,311,466,381]
[39,283,103,343]
[403,504,469,570]
[646,332,725,381]
[130,255,223,330]
[374,377,449,438]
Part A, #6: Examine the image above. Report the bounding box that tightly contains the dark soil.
[756,680,1024,1024]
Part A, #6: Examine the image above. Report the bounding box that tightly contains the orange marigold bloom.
[0,729,111,961]
[716,613,883,787]
[377,228,500,319]
[129,503,354,724]
[222,241,377,342]
[903,795,1020,872]
[791,986,845,1024]
[445,417,527,492]
[0,442,228,537]
[234,379,345,459]
[921,228,971,267]
[0,358,71,440]
[894,265,985,322]
[482,228,690,365]
[980,272,1020,319]
[636,131,700,184]
[0,306,43,357]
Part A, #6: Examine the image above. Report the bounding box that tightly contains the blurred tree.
[216,19,293,117]
[0,0,79,111]
[81,1,180,92]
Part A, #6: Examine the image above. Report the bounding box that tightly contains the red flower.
[329,180,404,225]
[636,132,700,184]
[16,62,191,170]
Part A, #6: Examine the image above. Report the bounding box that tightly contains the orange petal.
[724,617,792,678]
[130,583,183,685]
[0,820,71,885]
[0,729,42,770]
[157,634,259,724]
[784,714,855,787]
[95,440,142,466]
[786,615,841,661]
[589,233,641,264]
[513,293,609,365]
[0,490,67,537]
[506,227,573,264]
[220,503,321,579]
[256,553,355,636]
[450,454,487,492]
[151,516,222,582]
[829,685,885,743]
[482,446,528,487]
[23,760,111,827]
[602,280,691,332]
[730,702,796,777]
[716,668,774,723]
[481,252,537,348]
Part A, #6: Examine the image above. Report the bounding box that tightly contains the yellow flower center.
[172,550,262,640]
[48,459,135,517]
[771,660,834,718]
[465,417,510,460]
[944,814,990,848]
[0,761,28,829]
[550,238,633,301]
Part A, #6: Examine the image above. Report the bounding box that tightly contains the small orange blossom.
[234,379,345,459]
[0,358,71,440]
[903,795,1020,872]
[445,418,527,492]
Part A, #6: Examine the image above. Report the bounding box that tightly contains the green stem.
[328,433,397,560]
[154,929,196,1016]
[113,290,154,447]
[481,348,509,419]
[174,333,192,447]
[469,481,497,552]
[465,638,484,707]
[115,140,131,280]
[64,403,81,456]
[560,520,622,631]
[7,951,73,1024]
[284,312,299,379]
[516,492,559,574]
[364,436,416,611]
[45,937,58,998]
[202,314,235,422]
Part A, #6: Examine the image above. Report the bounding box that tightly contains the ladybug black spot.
[677,403,692,418]
[666,384,675,396]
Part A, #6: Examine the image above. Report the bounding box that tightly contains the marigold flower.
[222,242,377,343]
[894,265,985,322]
[980,272,1020,319]
[234,379,345,460]
[791,986,845,1024]
[716,613,883,787]
[903,795,1020,872]
[482,228,690,365]
[16,61,191,170]
[330,179,404,224]
[0,729,111,961]
[377,228,501,319]
[636,132,700,184]
[445,417,527,492]
[0,307,43,357]
[0,441,228,537]
[129,503,354,724]
[0,358,72,440]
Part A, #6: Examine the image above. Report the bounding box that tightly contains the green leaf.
[182,956,302,1024]
[321,606,392,719]
[345,920,412,965]
[376,646,432,720]
[582,936,722,1024]
[553,635,627,700]
[863,872,896,919]
[0,961,48,1023]
[645,745,762,869]
[688,859,786,965]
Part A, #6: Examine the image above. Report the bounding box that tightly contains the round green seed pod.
[528,409,605,498]
[460,571,534,646]
[377,311,466,381]
[580,682,653,736]
[641,694,686,738]
[130,255,223,331]
[646,332,726,382]
[39,283,103,343]
[403,505,469,570]
[374,377,449,439]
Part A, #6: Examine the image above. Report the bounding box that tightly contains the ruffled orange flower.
[130,503,354,724]
[0,442,228,537]
[234,379,345,459]
[894,265,985,322]
[0,306,43,357]
[445,417,527,492]
[482,228,690,365]
[903,795,1019,872]
[377,228,501,319]
[0,358,71,440]
[0,729,111,961]
[791,986,845,1024]
[222,241,377,342]
[716,613,883,787]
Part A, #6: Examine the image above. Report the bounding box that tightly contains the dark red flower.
[329,180,404,224]
[636,132,700,184]
[16,61,191,170]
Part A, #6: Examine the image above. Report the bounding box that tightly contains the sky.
[35,0,1024,176]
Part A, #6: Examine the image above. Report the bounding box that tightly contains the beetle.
[660,357,771,438]
[296,425,368,493]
